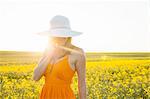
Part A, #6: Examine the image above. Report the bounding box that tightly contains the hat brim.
[36,28,82,37]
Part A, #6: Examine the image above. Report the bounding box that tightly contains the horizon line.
[0,50,150,53]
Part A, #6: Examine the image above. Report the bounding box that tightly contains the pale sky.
[0,0,149,52]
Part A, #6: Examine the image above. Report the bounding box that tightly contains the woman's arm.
[75,49,87,99]
[32,47,53,81]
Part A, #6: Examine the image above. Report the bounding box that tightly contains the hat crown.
[36,15,82,37]
[50,15,71,29]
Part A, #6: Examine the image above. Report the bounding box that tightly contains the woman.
[33,15,86,99]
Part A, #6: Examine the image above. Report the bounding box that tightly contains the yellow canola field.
[0,59,150,99]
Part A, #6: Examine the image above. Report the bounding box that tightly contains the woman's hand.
[32,45,55,81]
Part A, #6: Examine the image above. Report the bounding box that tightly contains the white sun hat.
[36,15,83,37]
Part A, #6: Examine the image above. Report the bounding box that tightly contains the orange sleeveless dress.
[40,54,76,99]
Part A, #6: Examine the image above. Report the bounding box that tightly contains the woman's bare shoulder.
[70,45,85,57]
[70,45,86,72]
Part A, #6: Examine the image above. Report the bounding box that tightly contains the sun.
[28,36,52,52]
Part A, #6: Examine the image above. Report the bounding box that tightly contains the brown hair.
[65,37,72,46]
[48,37,72,45]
